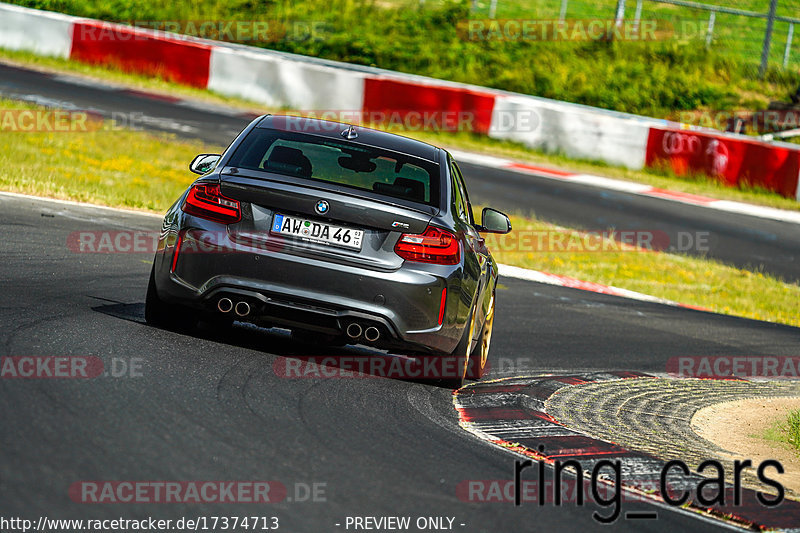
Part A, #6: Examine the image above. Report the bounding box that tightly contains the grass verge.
[789,411,800,452]
[763,409,800,453]
[487,212,800,327]
[1,97,798,328]
[2,47,800,212]
[0,98,211,211]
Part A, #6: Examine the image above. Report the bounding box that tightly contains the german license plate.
[271,213,364,251]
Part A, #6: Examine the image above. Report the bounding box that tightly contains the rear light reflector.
[182,183,241,224]
[438,288,447,325]
[394,226,461,265]
[170,231,183,273]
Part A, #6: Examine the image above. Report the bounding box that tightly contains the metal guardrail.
[640,0,797,76]
[652,0,799,23]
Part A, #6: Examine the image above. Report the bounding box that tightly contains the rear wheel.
[145,265,198,331]
[439,306,476,389]
[466,292,494,380]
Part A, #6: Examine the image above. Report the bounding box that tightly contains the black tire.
[145,266,198,331]
[466,292,495,380]
[438,306,476,389]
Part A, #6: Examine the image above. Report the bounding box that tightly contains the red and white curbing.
[453,373,800,530]
[1,2,800,200]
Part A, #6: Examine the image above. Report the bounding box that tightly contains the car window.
[228,129,440,207]
[449,160,473,224]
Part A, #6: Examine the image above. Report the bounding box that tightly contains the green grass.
[0,98,212,211]
[1,97,799,328]
[488,211,800,327]
[789,410,800,451]
[762,408,800,452]
[394,0,800,80]
[8,0,800,118]
[4,46,800,212]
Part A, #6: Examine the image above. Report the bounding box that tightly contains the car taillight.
[394,226,461,265]
[181,183,241,224]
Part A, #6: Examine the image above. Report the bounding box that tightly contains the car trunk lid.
[219,168,436,270]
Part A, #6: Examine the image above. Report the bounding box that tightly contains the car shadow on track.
[92,300,460,389]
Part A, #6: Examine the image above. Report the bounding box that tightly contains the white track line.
[0,191,163,218]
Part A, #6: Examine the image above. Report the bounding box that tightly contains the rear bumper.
[155,227,465,353]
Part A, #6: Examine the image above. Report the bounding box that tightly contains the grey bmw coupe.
[146,115,511,387]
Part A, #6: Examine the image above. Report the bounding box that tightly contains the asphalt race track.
[2,61,800,531]
[1,62,799,283]
[3,193,800,531]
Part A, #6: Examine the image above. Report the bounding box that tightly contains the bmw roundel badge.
[314,200,330,215]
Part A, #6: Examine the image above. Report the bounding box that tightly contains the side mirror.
[477,207,512,234]
[189,154,221,175]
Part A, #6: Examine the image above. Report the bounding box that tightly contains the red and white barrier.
[362,77,496,134]
[488,94,655,170]
[70,21,212,87]
[646,128,800,200]
[0,3,73,58]
[1,1,799,201]
[208,47,366,111]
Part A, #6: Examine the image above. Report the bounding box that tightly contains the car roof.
[256,115,440,162]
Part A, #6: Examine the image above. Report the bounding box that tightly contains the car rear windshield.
[227,129,440,207]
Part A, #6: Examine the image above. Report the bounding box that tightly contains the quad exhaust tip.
[234,301,251,317]
[364,326,380,342]
[346,322,363,339]
[217,297,233,313]
[345,323,380,342]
